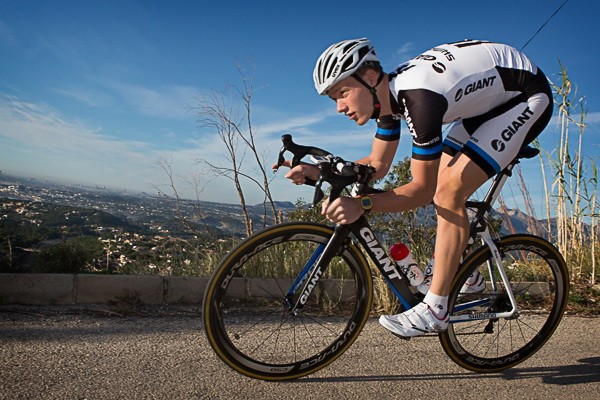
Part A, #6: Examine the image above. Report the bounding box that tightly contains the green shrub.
[33,238,101,274]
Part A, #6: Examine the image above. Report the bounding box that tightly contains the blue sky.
[1,0,598,213]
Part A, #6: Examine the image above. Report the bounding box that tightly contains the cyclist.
[277,38,553,338]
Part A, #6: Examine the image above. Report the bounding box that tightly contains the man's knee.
[433,172,466,209]
[435,157,489,209]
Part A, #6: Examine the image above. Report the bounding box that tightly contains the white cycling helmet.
[313,38,381,95]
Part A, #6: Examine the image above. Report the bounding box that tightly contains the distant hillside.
[0,171,296,237]
[2,170,587,240]
[491,207,549,236]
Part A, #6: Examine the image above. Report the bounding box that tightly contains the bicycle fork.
[285,224,352,315]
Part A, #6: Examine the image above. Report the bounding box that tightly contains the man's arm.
[357,136,439,212]
[370,157,439,213]
[355,137,399,181]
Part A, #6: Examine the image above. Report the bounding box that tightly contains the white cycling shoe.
[379,302,449,338]
[460,271,486,294]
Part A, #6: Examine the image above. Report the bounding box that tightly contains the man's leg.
[429,152,489,297]
[378,152,489,338]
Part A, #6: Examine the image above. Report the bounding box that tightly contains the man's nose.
[336,99,347,114]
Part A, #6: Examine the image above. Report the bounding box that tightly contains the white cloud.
[395,42,415,59]
[106,81,199,120]
[4,91,592,206]
[549,110,600,136]
[0,95,148,156]
[0,95,159,189]
[52,87,114,108]
[386,42,415,68]
[257,111,330,136]
[0,94,347,203]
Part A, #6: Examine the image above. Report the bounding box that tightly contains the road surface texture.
[1,305,598,399]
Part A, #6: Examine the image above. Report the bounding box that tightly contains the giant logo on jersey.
[402,98,416,136]
[491,106,535,152]
[491,139,506,152]
[454,76,497,102]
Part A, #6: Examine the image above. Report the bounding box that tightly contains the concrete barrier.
[0,274,75,305]
[0,273,209,305]
[0,274,552,307]
[0,274,354,306]
[166,276,208,304]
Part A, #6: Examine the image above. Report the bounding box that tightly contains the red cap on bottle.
[390,243,410,261]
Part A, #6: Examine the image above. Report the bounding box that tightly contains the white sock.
[424,292,448,318]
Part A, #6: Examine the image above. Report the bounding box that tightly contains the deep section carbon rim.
[203,223,373,380]
[440,235,569,372]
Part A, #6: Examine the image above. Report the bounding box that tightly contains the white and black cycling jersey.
[383,39,552,164]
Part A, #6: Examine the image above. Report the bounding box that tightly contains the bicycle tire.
[440,234,569,372]
[203,222,373,381]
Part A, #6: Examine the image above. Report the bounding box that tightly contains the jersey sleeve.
[398,89,448,160]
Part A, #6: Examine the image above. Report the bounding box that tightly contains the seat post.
[481,161,518,212]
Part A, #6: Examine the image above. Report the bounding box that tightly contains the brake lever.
[313,178,325,205]
[275,134,330,191]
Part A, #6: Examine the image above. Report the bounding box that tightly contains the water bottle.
[417,255,434,295]
[389,243,424,287]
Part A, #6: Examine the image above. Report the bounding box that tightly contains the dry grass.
[538,64,598,285]
[499,63,598,286]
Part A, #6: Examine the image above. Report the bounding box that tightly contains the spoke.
[509,319,514,353]
[297,315,322,355]
[245,313,289,358]
[227,307,280,338]
[292,316,297,363]
[481,319,504,358]
[513,315,539,339]
[299,313,348,336]
[452,319,486,336]
[204,225,372,380]
[478,322,499,356]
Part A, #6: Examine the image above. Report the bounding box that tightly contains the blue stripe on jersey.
[412,143,443,156]
[376,126,400,136]
[465,142,501,174]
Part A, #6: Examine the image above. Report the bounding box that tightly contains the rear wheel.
[203,222,373,381]
[440,234,569,372]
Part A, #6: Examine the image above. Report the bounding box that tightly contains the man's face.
[327,76,373,126]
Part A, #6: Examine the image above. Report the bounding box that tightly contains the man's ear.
[365,68,380,86]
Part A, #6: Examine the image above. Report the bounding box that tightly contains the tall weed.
[535,63,598,284]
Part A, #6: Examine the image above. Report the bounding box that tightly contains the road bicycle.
[202,134,569,381]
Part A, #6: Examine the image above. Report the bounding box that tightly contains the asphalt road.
[1,305,598,400]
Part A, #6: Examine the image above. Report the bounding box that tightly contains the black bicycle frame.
[280,133,541,318]
[350,217,420,309]
[286,216,420,314]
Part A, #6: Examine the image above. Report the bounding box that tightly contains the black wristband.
[376,114,401,130]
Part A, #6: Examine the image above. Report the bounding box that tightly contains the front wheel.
[202,222,373,381]
[440,234,569,372]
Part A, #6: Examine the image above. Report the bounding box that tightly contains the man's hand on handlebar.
[321,196,365,225]
[271,160,320,186]
[273,134,380,210]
